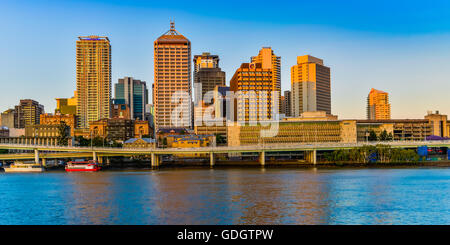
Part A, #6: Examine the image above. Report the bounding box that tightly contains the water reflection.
[0,168,449,224]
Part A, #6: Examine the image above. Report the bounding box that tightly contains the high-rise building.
[76,36,111,129]
[291,55,331,116]
[230,62,275,122]
[251,47,281,112]
[114,77,148,120]
[283,90,292,117]
[14,99,45,128]
[153,22,192,130]
[367,88,391,120]
[193,53,225,105]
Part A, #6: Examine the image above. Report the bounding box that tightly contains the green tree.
[368,130,378,141]
[378,130,393,142]
[215,134,226,144]
[57,122,70,146]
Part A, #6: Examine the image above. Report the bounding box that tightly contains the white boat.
[3,161,45,173]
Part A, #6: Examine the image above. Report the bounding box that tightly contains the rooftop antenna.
[170,20,175,31]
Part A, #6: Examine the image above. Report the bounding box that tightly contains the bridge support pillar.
[259,151,265,166]
[42,158,46,167]
[93,152,97,162]
[98,157,103,164]
[305,150,317,165]
[151,153,160,168]
[210,152,215,167]
[34,149,39,164]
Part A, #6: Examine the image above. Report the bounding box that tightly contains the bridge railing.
[1,140,450,153]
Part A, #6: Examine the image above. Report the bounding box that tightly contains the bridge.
[0,141,449,167]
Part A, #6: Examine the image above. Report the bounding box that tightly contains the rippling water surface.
[0,167,449,225]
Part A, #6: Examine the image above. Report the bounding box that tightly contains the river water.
[0,167,449,225]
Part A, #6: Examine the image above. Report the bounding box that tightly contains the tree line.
[324,144,420,164]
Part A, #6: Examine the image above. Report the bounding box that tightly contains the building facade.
[111,103,131,119]
[114,77,148,120]
[291,55,331,116]
[89,118,151,142]
[76,36,111,129]
[153,22,192,131]
[55,91,77,115]
[40,113,76,136]
[14,100,45,128]
[0,109,15,129]
[227,119,356,147]
[251,47,281,113]
[25,124,70,138]
[193,53,225,105]
[367,88,391,120]
[230,62,275,123]
[123,138,156,149]
[283,90,292,117]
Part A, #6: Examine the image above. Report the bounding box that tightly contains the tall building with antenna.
[153,22,192,130]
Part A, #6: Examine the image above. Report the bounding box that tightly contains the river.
[0,167,449,225]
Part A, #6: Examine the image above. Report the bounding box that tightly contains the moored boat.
[3,161,45,173]
[65,160,101,172]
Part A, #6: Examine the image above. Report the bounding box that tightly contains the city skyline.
[2,0,450,119]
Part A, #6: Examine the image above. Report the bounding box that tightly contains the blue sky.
[1,0,450,119]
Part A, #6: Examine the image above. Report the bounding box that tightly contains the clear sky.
[1,0,450,119]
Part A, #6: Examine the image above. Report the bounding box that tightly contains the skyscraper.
[193,53,225,105]
[114,77,148,120]
[230,62,274,122]
[153,22,192,130]
[14,99,45,128]
[367,88,391,120]
[76,36,111,129]
[251,47,281,112]
[291,55,331,116]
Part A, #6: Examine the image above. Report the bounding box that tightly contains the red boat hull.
[65,168,101,172]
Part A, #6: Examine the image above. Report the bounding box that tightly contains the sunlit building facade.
[367,88,391,120]
[291,55,331,116]
[251,47,281,113]
[114,77,148,120]
[153,22,192,130]
[76,36,111,129]
[193,53,225,105]
[14,99,45,128]
[230,62,275,123]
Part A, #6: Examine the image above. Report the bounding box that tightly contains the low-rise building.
[89,118,152,142]
[194,122,227,139]
[135,120,152,137]
[168,134,214,158]
[25,124,70,138]
[356,111,448,141]
[40,113,76,136]
[227,120,356,146]
[24,124,71,145]
[123,138,156,149]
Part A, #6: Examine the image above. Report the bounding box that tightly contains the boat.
[3,161,45,173]
[65,160,101,172]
